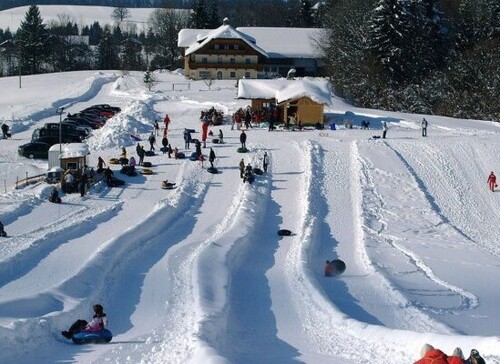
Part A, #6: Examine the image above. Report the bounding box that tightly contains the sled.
[328,259,346,276]
[189,152,199,161]
[237,147,248,153]
[141,168,154,175]
[144,151,155,157]
[142,161,152,168]
[212,138,220,144]
[161,182,176,190]
[277,229,292,236]
[253,168,264,175]
[175,152,185,159]
[207,166,219,174]
[72,329,113,345]
[109,158,120,164]
[130,134,141,141]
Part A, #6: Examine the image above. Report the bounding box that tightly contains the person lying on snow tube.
[62,304,108,340]
[49,187,62,203]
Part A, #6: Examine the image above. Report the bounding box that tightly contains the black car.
[32,135,81,146]
[85,104,121,114]
[18,141,51,159]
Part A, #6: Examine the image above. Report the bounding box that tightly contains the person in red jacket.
[487,171,497,192]
[414,344,449,364]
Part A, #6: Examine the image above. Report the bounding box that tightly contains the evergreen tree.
[191,0,209,28]
[16,4,50,74]
[296,0,315,27]
[97,27,120,70]
[207,0,221,28]
[121,37,144,71]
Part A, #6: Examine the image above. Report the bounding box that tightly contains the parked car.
[18,141,51,159]
[32,135,81,146]
[84,104,121,114]
[35,123,88,140]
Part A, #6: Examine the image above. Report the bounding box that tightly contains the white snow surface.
[0,70,498,364]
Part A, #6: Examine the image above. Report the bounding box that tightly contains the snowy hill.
[0,70,499,363]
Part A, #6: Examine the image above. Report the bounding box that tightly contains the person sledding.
[1,123,11,139]
[62,304,108,340]
[161,179,176,189]
[0,220,6,237]
[487,171,497,192]
[49,187,62,203]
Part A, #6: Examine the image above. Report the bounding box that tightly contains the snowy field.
[0,70,499,364]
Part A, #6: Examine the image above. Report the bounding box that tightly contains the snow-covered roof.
[183,24,267,57]
[237,79,332,106]
[236,27,323,59]
[49,143,90,159]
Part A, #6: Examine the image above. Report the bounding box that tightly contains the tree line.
[318,0,500,122]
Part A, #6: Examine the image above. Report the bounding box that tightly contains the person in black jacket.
[240,130,247,149]
[208,148,216,168]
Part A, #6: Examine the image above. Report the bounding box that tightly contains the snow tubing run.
[72,329,113,344]
[277,229,292,236]
[330,259,346,276]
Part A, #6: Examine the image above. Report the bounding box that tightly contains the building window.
[230,71,236,78]
[230,58,235,64]
[234,44,239,50]
[216,71,223,80]
[245,58,251,64]
[214,44,220,50]
[217,57,223,64]
[245,72,251,78]
[202,57,208,63]
[199,71,211,79]
[224,44,230,50]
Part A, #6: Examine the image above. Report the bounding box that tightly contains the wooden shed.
[279,96,324,126]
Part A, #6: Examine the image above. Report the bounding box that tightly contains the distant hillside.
[0,1,188,12]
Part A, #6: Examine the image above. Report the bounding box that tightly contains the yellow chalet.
[178,18,268,80]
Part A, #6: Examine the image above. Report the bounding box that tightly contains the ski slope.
[0,71,499,363]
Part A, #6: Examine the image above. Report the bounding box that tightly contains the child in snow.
[62,304,108,339]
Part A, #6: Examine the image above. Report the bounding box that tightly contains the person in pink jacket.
[62,304,108,339]
[487,171,497,192]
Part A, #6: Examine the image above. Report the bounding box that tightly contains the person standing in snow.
[154,120,160,136]
[382,121,388,139]
[240,130,247,149]
[162,135,169,154]
[208,148,216,169]
[422,118,428,137]
[239,159,245,178]
[163,114,170,130]
[487,171,497,192]
[148,133,156,151]
[183,128,192,149]
[0,220,6,237]
[263,152,268,173]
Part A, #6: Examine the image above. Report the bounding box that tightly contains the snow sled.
[72,329,113,345]
[120,165,137,176]
[253,168,264,175]
[328,259,346,276]
[277,229,292,236]
[207,166,219,174]
[130,134,141,141]
[161,181,176,189]
[141,168,154,175]
[175,152,185,159]
[142,161,152,168]
[237,147,248,153]
[212,138,220,144]
[107,177,125,187]
[189,152,199,161]
[145,151,155,157]
[109,158,120,164]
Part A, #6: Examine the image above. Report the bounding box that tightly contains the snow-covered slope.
[0,70,499,363]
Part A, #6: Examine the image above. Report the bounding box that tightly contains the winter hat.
[452,347,464,359]
[421,344,434,357]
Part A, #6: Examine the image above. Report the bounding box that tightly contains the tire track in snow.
[356,141,478,317]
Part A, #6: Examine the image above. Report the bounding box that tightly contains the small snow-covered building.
[48,143,90,173]
[237,79,332,126]
[178,19,324,80]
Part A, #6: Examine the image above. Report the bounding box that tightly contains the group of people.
[414,344,485,364]
[61,168,92,197]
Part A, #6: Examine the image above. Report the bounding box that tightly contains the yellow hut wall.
[280,97,324,126]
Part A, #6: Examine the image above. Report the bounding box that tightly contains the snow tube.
[161,182,176,190]
[207,166,219,174]
[141,168,153,175]
[145,151,155,157]
[142,162,152,168]
[175,152,185,159]
[109,158,120,164]
[212,138,220,144]
[253,168,263,175]
[72,329,113,345]
[329,259,346,276]
[277,229,292,236]
[189,152,199,161]
[130,134,141,141]
[237,147,248,153]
